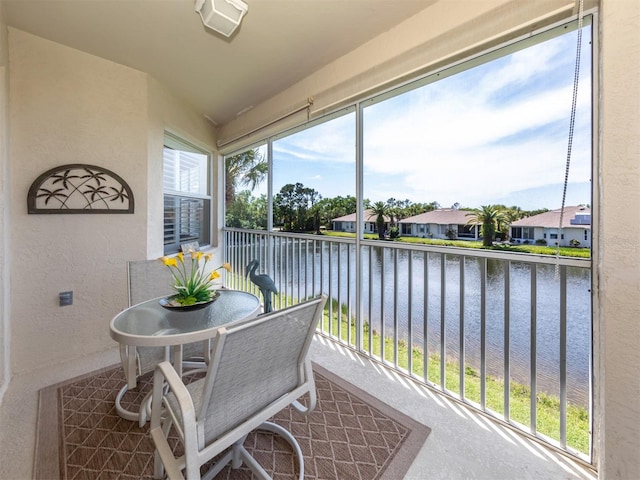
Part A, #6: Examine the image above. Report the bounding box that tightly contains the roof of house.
[399,208,479,225]
[510,206,591,229]
[332,209,391,223]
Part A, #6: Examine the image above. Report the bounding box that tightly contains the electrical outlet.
[59,291,73,306]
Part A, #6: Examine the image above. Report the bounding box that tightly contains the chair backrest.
[197,295,326,444]
[126,259,179,375]
[128,259,175,307]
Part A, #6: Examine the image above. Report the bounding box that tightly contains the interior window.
[163,132,211,254]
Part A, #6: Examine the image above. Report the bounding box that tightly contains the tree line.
[225,149,548,244]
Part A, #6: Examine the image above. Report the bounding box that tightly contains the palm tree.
[465,205,508,247]
[225,148,267,207]
[368,201,389,240]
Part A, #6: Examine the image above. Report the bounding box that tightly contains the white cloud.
[272,29,592,209]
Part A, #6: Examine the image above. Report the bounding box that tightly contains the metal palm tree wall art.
[27,164,134,214]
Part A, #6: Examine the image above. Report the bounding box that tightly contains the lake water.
[240,238,592,407]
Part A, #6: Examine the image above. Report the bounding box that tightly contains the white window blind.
[163,133,212,254]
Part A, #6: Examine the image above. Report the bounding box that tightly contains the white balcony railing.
[224,228,593,463]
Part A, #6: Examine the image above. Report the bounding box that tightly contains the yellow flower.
[161,256,178,268]
[158,251,230,306]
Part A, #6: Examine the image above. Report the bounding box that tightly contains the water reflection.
[241,238,591,407]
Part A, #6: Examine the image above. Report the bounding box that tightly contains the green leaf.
[176,295,197,306]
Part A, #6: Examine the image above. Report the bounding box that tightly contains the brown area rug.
[35,363,430,479]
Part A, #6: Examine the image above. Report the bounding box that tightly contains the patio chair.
[115,259,209,425]
[150,295,327,480]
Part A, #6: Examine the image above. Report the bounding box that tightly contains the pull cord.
[555,0,585,279]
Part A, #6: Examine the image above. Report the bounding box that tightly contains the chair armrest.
[291,359,317,415]
[150,361,198,447]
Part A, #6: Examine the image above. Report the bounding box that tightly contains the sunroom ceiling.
[3,0,435,126]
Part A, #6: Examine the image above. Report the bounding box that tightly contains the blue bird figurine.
[245,260,278,313]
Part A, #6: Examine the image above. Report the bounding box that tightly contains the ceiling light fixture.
[195,0,248,37]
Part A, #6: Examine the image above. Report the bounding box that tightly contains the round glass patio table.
[110,289,261,347]
[110,289,260,347]
[109,289,261,422]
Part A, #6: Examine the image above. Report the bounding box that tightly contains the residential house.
[510,205,591,248]
[399,208,479,240]
[0,1,638,479]
[332,209,390,235]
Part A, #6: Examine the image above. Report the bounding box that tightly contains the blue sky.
[266,26,592,211]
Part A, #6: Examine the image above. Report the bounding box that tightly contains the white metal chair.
[150,295,327,480]
[115,259,209,425]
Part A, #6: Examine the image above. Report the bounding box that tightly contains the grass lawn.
[322,231,591,258]
[322,307,590,455]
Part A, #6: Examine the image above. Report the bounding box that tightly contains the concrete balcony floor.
[0,335,597,480]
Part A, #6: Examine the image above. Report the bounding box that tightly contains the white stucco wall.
[598,1,640,478]
[7,28,217,375]
[8,28,148,374]
[0,1,9,397]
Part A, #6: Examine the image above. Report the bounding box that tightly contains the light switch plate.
[59,291,73,306]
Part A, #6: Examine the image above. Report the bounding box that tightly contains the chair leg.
[152,411,181,480]
[201,448,235,480]
[257,421,305,480]
[138,374,177,426]
[114,384,141,422]
[138,390,153,427]
[238,444,271,480]
[231,441,243,469]
[151,423,185,480]
[114,382,155,426]
[151,429,166,480]
[201,423,304,480]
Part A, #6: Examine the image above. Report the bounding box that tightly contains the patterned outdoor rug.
[35,363,430,479]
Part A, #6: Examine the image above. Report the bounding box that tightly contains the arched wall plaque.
[27,164,134,214]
